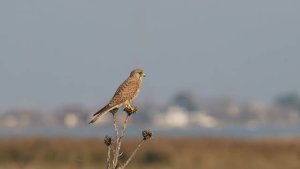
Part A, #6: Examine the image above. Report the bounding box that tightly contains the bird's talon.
[132,106,138,112]
[123,106,138,115]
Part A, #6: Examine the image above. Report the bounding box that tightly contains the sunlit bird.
[89,68,146,124]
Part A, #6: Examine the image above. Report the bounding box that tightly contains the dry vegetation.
[0,137,299,169]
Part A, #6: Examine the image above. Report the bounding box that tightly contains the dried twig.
[121,130,152,169]
[114,114,129,168]
[106,146,111,169]
[112,113,119,168]
[121,139,145,169]
[121,114,129,138]
[119,116,129,149]
[103,107,151,169]
[104,136,112,169]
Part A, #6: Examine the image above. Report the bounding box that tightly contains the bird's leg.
[124,103,138,113]
[124,103,133,111]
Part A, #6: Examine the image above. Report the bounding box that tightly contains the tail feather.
[89,105,111,124]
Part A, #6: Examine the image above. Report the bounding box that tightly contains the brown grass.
[0,137,299,169]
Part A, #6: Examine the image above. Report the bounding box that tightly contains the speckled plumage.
[89,69,145,124]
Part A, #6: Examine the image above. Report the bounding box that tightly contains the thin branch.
[114,115,130,168]
[106,146,111,169]
[120,116,130,148]
[112,113,119,141]
[121,115,129,138]
[112,113,119,169]
[121,140,145,169]
[104,136,113,169]
[104,106,151,169]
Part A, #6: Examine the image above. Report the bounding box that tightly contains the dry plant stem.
[106,146,111,169]
[121,115,129,138]
[112,113,119,169]
[112,113,119,140]
[121,140,145,169]
[116,115,129,156]
[114,114,130,169]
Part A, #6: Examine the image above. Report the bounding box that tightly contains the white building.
[190,111,218,128]
[153,106,189,128]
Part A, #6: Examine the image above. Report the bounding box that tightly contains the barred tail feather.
[89,105,111,124]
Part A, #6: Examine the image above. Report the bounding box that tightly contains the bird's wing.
[109,77,141,106]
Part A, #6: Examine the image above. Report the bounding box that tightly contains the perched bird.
[89,68,146,124]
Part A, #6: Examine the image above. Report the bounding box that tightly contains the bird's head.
[130,68,146,79]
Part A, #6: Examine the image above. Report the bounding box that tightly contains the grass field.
[0,137,299,169]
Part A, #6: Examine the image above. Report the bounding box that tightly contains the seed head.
[142,130,152,140]
[104,135,112,146]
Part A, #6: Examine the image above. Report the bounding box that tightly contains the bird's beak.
[143,73,146,77]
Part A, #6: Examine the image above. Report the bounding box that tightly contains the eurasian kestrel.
[89,68,146,124]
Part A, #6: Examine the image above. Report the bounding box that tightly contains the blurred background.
[1,0,300,169]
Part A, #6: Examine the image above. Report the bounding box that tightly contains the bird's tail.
[89,104,112,124]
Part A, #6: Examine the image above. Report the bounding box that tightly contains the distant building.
[190,111,218,128]
[152,106,220,128]
[64,113,80,127]
[153,106,189,128]
[53,105,92,127]
[0,107,48,128]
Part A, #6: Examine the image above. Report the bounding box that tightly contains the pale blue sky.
[0,0,300,109]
